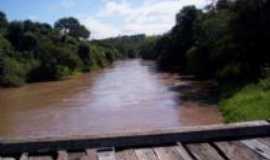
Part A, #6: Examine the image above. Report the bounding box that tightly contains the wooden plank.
[97,148,116,160]
[186,143,224,160]
[135,148,158,160]
[57,151,68,160]
[20,153,29,160]
[116,149,138,160]
[242,139,270,159]
[154,146,188,160]
[29,156,53,160]
[1,158,16,160]
[257,138,270,147]
[68,152,85,160]
[214,141,263,160]
[176,143,193,160]
[83,149,97,160]
[1,121,270,155]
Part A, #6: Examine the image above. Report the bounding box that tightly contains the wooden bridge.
[0,120,270,160]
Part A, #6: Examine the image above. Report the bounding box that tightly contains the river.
[0,60,223,139]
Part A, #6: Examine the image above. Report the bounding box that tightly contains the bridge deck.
[1,121,270,160]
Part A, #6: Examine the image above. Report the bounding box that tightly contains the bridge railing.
[0,120,270,155]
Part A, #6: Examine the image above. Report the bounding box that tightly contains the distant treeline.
[139,0,270,90]
[92,34,146,58]
[0,13,129,87]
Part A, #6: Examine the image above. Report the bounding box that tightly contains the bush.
[78,43,92,71]
[0,35,12,51]
[0,57,27,86]
[55,65,72,80]
[186,46,211,77]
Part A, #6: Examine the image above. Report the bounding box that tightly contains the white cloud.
[80,0,209,39]
[80,16,120,39]
[28,16,40,22]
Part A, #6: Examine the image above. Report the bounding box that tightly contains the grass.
[220,78,270,123]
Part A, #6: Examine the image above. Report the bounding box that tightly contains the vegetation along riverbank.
[137,0,270,122]
[0,14,144,87]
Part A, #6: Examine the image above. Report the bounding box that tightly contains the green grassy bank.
[220,78,270,122]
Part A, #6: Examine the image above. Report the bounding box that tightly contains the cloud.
[28,16,40,22]
[80,0,209,39]
[80,16,120,39]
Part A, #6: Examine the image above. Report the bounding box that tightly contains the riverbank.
[220,78,270,123]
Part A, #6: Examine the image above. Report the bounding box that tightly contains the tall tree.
[54,17,90,39]
[0,11,8,33]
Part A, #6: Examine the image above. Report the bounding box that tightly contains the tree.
[54,17,90,39]
[0,11,8,33]
[6,21,24,50]
[0,57,27,86]
[156,6,201,71]
[78,43,91,70]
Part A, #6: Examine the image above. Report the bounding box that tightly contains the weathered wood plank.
[57,151,68,160]
[20,153,29,160]
[68,152,85,160]
[116,149,138,160]
[1,158,16,160]
[176,143,193,160]
[135,148,158,160]
[29,156,53,160]
[97,148,116,160]
[186,143,224,160]
[83,149,97,160]
[242,139,270,159]
[257,138,270,147]
[1,121,270,155]
[154,146,188,160]
[214,141,264,160]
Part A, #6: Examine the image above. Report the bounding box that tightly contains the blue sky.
[0,0,209,39]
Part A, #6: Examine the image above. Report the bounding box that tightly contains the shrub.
[0,57,27,86]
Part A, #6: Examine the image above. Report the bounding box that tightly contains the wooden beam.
[0,121,269,155]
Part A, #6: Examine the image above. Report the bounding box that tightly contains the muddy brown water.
[0,60,223,139]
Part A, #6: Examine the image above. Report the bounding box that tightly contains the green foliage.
[0,35,12,51]
[157,6,201,71]
[55,65,72,80]
[78,42,92,71]
[221,78,270,122]
[0,11,8,34]
[89,42,120,68]
[140,0,270,83]
[0,57,28,86]
[139,36,158,60]
[54,17,90,39]
[185,46,210,77]
[0,11,125,87]
[95,34,146,59]
[135,0,270,122]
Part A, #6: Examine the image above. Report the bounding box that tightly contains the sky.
[0,0,210,39]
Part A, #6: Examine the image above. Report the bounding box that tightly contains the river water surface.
[0,60,223,139]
